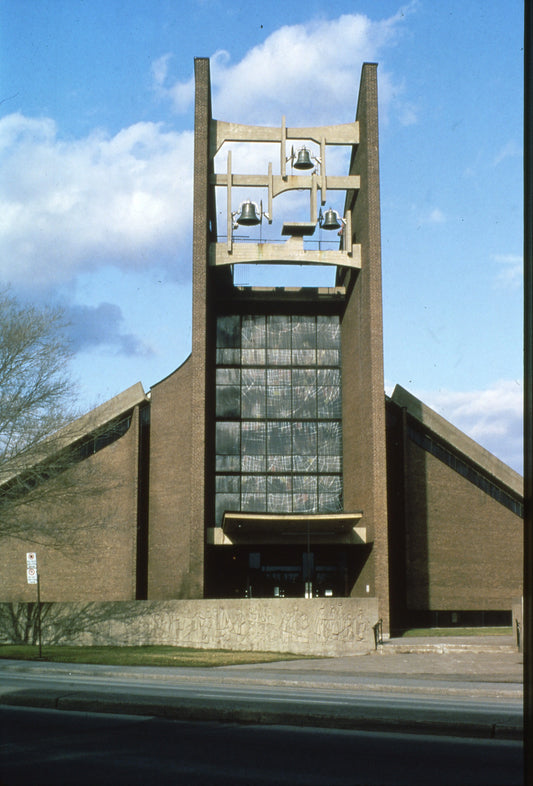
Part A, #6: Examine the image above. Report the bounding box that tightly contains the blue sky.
[0,0,524,472]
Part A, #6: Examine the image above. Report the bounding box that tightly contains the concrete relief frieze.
[5,598,379,656]
[279,608,312,644]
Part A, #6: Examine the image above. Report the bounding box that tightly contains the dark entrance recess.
[205,544,371,599]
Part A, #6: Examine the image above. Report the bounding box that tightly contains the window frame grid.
[215,314,343,524]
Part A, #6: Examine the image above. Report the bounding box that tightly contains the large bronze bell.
[294,147,314,170]
[236,201,261,226]
[321,208,341,230]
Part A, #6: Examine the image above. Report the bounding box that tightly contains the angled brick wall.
[404,441,523,612]
[147,358,197,598]
[0,409,141,602]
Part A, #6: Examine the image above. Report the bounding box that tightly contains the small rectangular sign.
[26,552,37,569]
[26,567,38,585]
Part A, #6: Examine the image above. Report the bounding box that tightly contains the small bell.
[294,147,314,170]
[321,208,341,230]
[236,201,261,226]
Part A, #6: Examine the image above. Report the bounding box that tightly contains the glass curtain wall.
[215,314,343,527]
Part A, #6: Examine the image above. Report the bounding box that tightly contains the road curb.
[0,689,523,741]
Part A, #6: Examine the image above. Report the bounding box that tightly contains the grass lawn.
[0,645,313,668]
[397,627,513,638]
[0,628,513,667]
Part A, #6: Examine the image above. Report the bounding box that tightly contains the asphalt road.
[0,660,523,739]
[0,706,523,786]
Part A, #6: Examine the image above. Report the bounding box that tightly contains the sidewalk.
[214,634,523,697]
[0,635,523,695]
[0,636,523,739]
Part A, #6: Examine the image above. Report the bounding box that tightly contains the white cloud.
[416,380,523,474]
[149,11,416,239]
[493,139,522,167]
[397,100,418,127]
[428,208,446,224]
[151,53,173,88]
[493,253,522,289]
[157,12,411,126]
[152,53,195,114]
[1,11,419,294]
[0,7,423,334]
[0,113,194,287]
[411,206,446,227]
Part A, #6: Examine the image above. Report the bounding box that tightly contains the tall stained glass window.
[215,314,342,525]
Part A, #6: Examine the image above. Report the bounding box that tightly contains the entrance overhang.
[208,511,366,545]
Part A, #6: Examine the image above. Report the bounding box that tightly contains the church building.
[0,60,523,635]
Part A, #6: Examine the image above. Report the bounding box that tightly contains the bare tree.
[0,289,119,546]
[0,601,152,646]
[0,290,74,460]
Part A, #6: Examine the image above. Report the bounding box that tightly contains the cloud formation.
[0,10,414,364]
[1,7,421,292]
[428,208,446,224]
[155,11,411,126]
[0,113,193,288]
[0,10,415,303]
[417,380,523,474]
[66,302,154,356]
[493,139,522,167]
[493,253,522,289]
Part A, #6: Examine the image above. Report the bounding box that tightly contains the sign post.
[26,553,42,658]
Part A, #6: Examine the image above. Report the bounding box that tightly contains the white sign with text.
[26,552,37,584]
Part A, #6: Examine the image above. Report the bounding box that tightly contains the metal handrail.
[373,618,383,649]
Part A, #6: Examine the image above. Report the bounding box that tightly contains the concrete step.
[379,637,517,655]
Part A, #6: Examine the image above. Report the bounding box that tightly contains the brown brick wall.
[147,358,198,598]
[341,64,390,628]
[0,408,141,602]
[187,57,213,598]
[404,440,523,610]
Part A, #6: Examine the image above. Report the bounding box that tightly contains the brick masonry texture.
[404,439,523,611]
[148,358,195,598]
[341,64,390,630]
[0,408,141,602]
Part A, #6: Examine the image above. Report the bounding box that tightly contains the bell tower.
[190,57,390,629]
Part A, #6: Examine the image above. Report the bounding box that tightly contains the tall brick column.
[188,57,213,597]
[341,63,390,633]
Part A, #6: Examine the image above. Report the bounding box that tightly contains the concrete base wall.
[0,598,379,657]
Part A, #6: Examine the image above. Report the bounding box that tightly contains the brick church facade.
[0,60,523,634]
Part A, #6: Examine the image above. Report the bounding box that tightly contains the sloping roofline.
[1,382,148,485]
[390,384,523,497]
[57,382,149,446]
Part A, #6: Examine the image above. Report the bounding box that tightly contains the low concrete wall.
[0,598,380,657]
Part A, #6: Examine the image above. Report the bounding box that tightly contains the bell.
[236,201,261,226]
[294,147,314,170]
[321,208,341,230]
